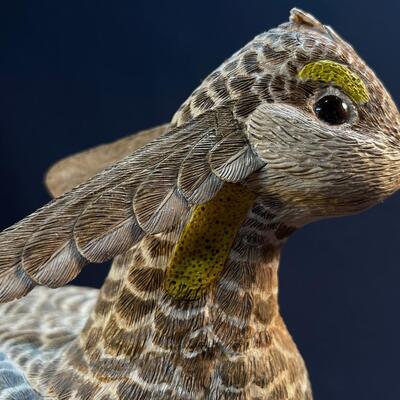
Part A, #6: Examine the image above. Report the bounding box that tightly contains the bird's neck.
[66,198,308,396]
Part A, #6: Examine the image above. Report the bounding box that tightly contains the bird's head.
[1,7,400,304]
[174,8,400,226]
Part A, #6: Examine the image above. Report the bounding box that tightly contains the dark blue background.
[1,1,399,398]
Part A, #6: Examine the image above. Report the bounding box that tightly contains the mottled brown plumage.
[0,8,399,400]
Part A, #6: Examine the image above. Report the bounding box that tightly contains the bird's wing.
[45,124,169,198]
[0,352,42,399]
[0,106,265,303]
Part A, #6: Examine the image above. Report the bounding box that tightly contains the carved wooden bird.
[0,8,399,400]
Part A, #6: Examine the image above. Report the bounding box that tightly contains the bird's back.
[0,286,98,399]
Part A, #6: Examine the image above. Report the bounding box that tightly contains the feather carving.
[0,106,264,302]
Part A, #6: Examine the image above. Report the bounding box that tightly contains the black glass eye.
[314,95,351,125]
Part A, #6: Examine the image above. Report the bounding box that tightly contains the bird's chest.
[43,218,311,399]
[49,323,311,400]
[48,297,311,400]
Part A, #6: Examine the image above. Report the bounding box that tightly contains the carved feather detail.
[0,106,263,303]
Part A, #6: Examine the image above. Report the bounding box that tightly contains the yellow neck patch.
[165,183,256,300]
[298,60,369,103]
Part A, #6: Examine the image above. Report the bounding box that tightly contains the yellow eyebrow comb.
[298,60,369,103]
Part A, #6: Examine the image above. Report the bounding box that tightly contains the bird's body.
[0,287,97,399]
[0,8,399,400]
[0,213,310,399]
